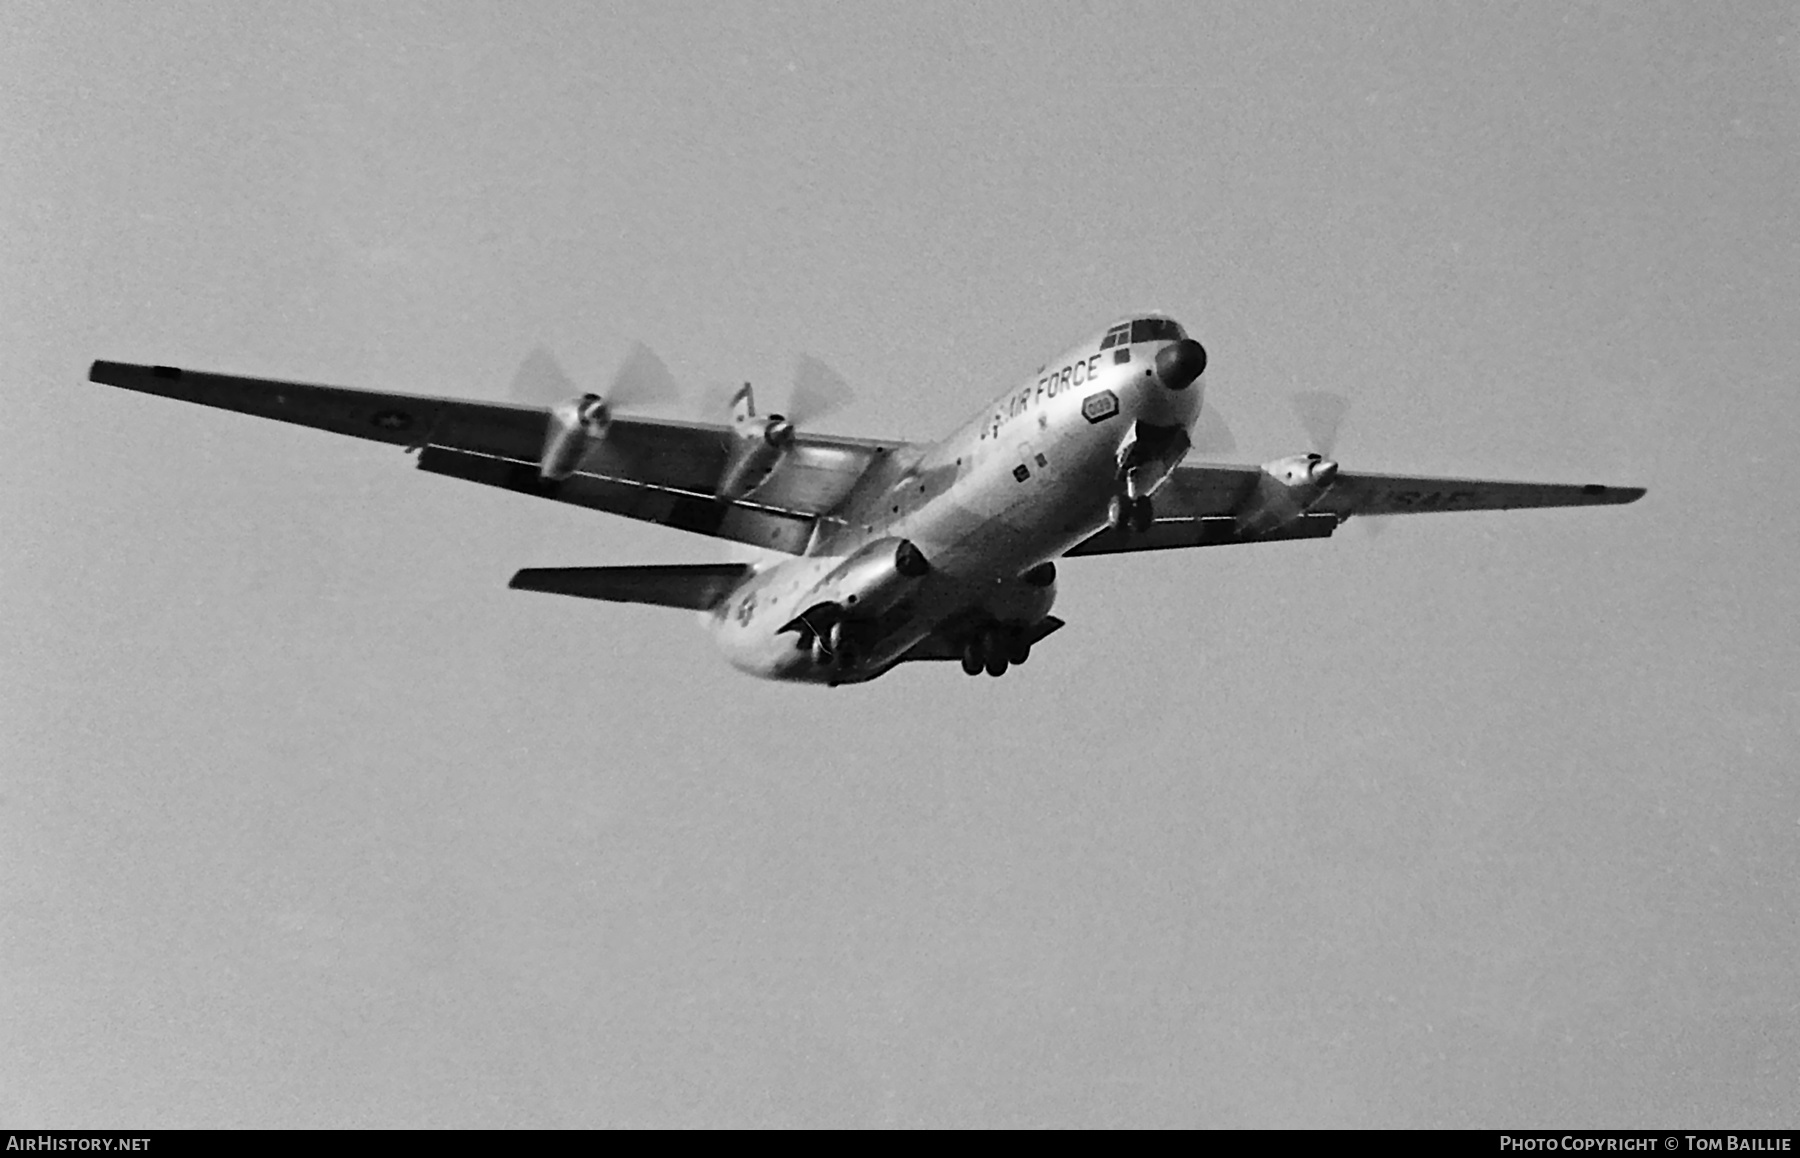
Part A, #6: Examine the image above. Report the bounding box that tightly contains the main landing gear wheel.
[816,621,859,672]
[964,625,1031,677]
[981,627,1008,677]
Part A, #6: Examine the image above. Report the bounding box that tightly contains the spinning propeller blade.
[510,343,682,411]
[1287,391,1386,537]
[1291,391,1349,458]
[705,354,858,425]
[605,342,682,412]
[1192,406,1237,456]
[509,346,581,407]
[787,354,856,425]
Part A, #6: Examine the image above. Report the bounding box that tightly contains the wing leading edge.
[90,360,896,554]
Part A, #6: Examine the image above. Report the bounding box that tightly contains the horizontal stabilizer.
[509,563,751,610]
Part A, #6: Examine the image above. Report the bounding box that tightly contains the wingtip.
[1582,483,1647,504]
[90,360,181,386]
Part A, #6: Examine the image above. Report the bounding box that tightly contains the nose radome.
[1154,339,1207,391]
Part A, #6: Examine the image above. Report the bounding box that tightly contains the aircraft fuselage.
[709,317,1205,684]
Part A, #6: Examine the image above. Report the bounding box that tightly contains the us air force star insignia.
[372,409,413,432]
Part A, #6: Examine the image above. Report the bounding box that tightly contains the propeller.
[1192,406,1237,456]
[509,343,682,411]
[787,354,855,426]
[605,342,681,412]
[703,353,857,428]
[1289,391,1388,538]
[509,346,580,407]
[1291,391,1349,458]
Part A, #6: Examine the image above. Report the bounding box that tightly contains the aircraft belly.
[713,393,1139,684]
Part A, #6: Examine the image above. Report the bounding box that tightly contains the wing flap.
[1065,513,1338,557]
[416,446,816,554]
[509,563,751,610]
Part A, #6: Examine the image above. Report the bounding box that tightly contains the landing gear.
[962,624,1030,677]
[1108,493,1154,534]
[805,617,861,672]
[983,625,1009,678]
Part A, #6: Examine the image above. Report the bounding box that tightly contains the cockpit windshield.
[1101,316,1186,350]
[1129,317,1186,343]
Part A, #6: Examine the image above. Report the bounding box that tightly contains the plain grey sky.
[4,0,1798,1128]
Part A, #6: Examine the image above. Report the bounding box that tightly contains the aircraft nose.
[1154,339,1207,391]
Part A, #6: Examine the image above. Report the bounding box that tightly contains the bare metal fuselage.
[710,324,1203,684]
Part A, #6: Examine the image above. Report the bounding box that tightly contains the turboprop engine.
[538,393,611,482]
[716,383,796,500]
[778,537,931,663]
[1233,453,1340,536]
[714,367,856,500]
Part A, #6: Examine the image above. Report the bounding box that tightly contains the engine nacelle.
[716,414,795,499]
[539,394,611,482]
[1234,453,1339,536]
[822,537,930,618]
[776,537,930,657]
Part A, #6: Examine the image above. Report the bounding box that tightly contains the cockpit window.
[1130,317,1186,343]
[1100,323,1132,350]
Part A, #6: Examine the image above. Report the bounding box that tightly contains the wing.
[1067,462,1645,557]
[1314,469,1647,518]
[90,360,896,554]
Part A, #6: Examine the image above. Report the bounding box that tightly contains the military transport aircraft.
[91,314,1644,685]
